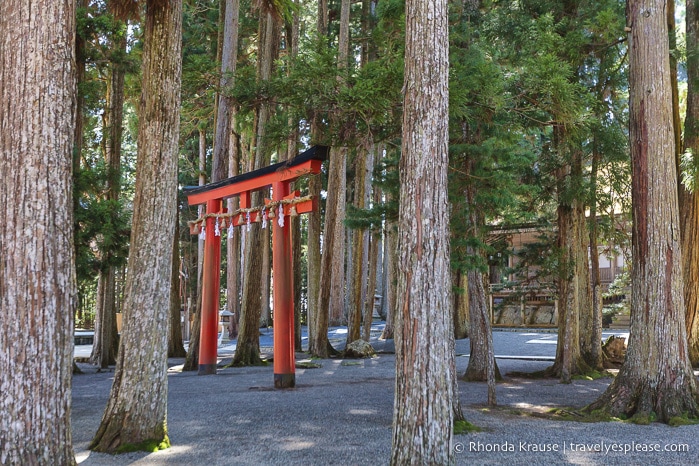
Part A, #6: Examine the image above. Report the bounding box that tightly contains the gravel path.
[71,328,699,465]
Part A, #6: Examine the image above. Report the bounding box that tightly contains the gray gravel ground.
[71,329,699,465]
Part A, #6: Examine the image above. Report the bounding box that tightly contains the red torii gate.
[184,145,327,388]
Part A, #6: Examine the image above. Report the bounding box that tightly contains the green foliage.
[180,0,219,138]
[681,148,699,193]
[77,5,140,77]
[448,3,544,275]
[605,269,630,297]
[74,165,131,283]
[345,150,399,231]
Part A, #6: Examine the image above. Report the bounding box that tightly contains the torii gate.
[184,145,327,388]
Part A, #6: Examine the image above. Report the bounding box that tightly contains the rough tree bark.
[453,271,469,339]
[348,144,373,344]
[309,0,351,355]
[575,202,597,369]
[362,147,382,342]
[546,137,593,383]
[0,1,77,463]
[285,6,303,350]
[587,0,699,422]
[681,0,699,366]
[90,0,182,451]
[325,0,350,328]
[215,0,241,335]
[390,0,455,459]
[260,227,271,326]
[169,221,186,357]
[379,220,397,340]
[586,139,604,371]
[183,128,208,371]
[306,171,323,350]
[362,228,380,341]
[231,203,266,366]
[306,0,329,350]
[311,148,346,356]
[232,9,277,366]
[91,0,135,369]
[461,162,499,401]
[462,267,500,405]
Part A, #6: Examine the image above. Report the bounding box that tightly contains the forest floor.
[71,324,699,465]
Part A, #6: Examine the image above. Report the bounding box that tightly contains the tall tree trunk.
[306,0,329,350]
[575,202,595,365]
[260,226,271,326]
[463,266,500,401]
[284,6,303,350]
[197,128,207,288]
[232,205,266,366]
[218,0,241,336]
[227,131,241,327]
[306,172,324,352]
[362,230,380,341]
[461,164,499,398]
[325,0,350,328]
[91,269,118,369]
[0,1,77,463]
[212,0,239,185]
[348,146,372,344]
[586,142,604,370]
[90,0,182,450]
[311,148,346,355]
[380,221,397,340]
[362,147,382,341]
[587,0,699,422]
[453,270,469,339]
[682,0,699,366]
[169,221,186,357]
[310,0,351,353]
[91,0,130,369]
[547,138,592,382]
[182,291,203,371]
[391,0,455,459]
[184,128,208,371]
[232,10,277,366]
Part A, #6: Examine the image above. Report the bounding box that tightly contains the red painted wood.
[186,159,322,205]
[272,181,295,388]
[198,199,222,375]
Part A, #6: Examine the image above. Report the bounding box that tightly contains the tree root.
[584,371,699,424]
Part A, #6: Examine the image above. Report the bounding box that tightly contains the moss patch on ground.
[115,436,170,454]
[454,419,482,434]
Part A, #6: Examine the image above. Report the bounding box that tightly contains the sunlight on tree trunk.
[233,10,278,366]
[0,1,77,463]
[681,0,699,366]
[90,0,182,451]
[587,0,699,422]
[390,0,456,459]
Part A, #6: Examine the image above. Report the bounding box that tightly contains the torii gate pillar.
[272,181,295,388]
[198,198,222,375]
